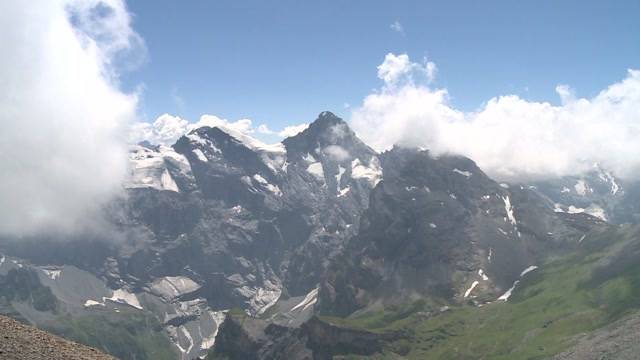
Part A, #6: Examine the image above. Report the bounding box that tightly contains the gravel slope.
[0,315,115,360]
[552,313,640,360]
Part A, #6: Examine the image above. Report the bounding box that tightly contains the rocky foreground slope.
[0,315,114,360]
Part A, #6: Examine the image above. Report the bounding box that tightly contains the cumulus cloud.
[377,53,437,86]
[351,53,640,180]
[133,113,309,145]
[0,0,141,236]
[277,123,309,137]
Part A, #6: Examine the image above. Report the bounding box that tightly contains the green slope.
[319,224,640,359]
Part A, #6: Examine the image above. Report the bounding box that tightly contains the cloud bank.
[0,0,141,236]
[132,113,309,145]
[351,53,640,180]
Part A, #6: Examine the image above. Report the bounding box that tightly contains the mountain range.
[2,111,640,359]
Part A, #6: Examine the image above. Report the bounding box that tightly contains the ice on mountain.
[290,287,319,313]
[502,195,517,226]
[574,180,590,196]
[103,288,142,310]
[161,169,179,192]
[126,144,192,192]
[150,276,201,301]
[192,148,208,162]
[42,268,62,280]
[520,265,538,277]
[351,157,382,187]
[338,186,351,197]
[252,174,282,196]
[453,168,472,177]
[478,269,489,281]
[464,281,479,298]
[306,162,325,181]
[83,300,105,307]
[567,204,607,221]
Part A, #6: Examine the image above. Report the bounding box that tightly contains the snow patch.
[160,169,179,192]
[42,269,62,281]
[502,195,517,226]
[478,269,489,281]
[498,265,538,301]
[498,281,518,301]
[192,148,208,162]
[574,180,590,196]
[520,265,538,277]
[150,276,201,300]
[338,186,351,197]
[306,162,325,181]
[290,287,319,313]
[126,144,192,192]
[567,205,607,221]
[103,289,142,310]
[302,153,316,163]
[83,300,105,307]
[464,281,479,298]
[453,168,472,177]
[351,157,382,187]
[252,174,282,196]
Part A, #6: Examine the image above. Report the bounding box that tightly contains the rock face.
[318,147,601,316]
[532,163,640,224]
[0,111,380,359]
[210,313,403,360]
[0,314,115,360]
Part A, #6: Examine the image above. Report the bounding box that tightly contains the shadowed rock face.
[317,147,602,316]
[210,313,403,360]
[0,112,382,358]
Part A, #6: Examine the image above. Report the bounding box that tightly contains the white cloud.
[390,21,404,34]
[323,145,351,162]
[351,53,640,181]
[133,113,310,145]
[0,0,141,236]
[257,124,275,135]
[377,53,437,86]
[277,123,309,137]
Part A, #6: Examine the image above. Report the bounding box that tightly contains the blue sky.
[122,0,640,130]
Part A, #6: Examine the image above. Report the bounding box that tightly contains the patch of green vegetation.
[43,309,176,360]
[319,225,640,359]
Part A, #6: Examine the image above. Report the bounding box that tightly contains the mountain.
[531,163,640,224]
[0,111,381,359]
[2,111,640,360]
[317,146,602,316]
